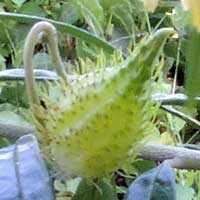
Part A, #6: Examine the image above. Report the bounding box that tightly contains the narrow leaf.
[185,28,200,102]
[0,12,118,55]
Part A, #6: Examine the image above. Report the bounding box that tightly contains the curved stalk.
[24,21,68,106]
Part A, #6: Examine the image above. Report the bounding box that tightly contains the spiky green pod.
[24,22,174,178]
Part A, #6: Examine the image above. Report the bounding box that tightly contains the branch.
[0,68,79,82]
[140,143,200,170]
[0,122,35,140]
[153,93,200,130]
[160,105,200,130]
[152,93,200,106]
[0,69,58,81]
[0,123,200,170]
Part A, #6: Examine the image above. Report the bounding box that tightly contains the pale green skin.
[25,24,175,178]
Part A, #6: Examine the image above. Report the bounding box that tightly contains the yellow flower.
[181,0,200,31]
[141,0,159,13]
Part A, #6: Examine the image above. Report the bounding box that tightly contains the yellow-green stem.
[23,21,68,106]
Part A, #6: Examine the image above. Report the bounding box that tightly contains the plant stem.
[1,122,200,170]
[0,123,35,140]
[152,93,200,106]
[24,21,68,105]
[172,40,181,94]
[161,105,200,130]
[145,11,152,34]
[140,142,200,170]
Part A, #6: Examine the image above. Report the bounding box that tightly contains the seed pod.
[24,22,175,178]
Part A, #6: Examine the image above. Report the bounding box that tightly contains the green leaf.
[0,82,28,107]
[19,2,46,17]
[125,161,176,200]
[111,28,130,52]
[79,4,104,36]
[76,40,99,60]
[66,178,82,194]
[0,12,118,55]
[171,5,190,30]
[33,53,53,70]
[73,0,105,35]
[0,54,5,70]
[100,0,143,34]
[60,2,80,24]
[0,110,29,126]
[133,160,156,174]
[75,0,105,24]
[100,0,135,33]
[185,28,200,101]
[167,113,186,135]
[11,0,26,7]
[72,178,117,200]
[164,40,178,59]
[109,0,135,34]
[176,184,194,200]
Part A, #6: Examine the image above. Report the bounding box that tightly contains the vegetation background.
[0,0,199,199]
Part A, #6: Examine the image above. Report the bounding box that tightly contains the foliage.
[125,161,176,200]
[72,178,117,200]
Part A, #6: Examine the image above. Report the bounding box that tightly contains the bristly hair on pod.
[24,21,175,178]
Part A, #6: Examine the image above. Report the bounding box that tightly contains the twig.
[160,105,200,130]
[0,69,58,81]
[140,142,200,170]
[152,93,200,106]
[0,122,35,140]
[1,122,200,170]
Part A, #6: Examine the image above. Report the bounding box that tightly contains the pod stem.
[23,21,68,106]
